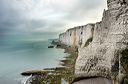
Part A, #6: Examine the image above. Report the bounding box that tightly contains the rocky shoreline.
[21,0,128,84]
[21,43,78,84]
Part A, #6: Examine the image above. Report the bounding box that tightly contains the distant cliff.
[59,0,128,84]
[59,24,94,47]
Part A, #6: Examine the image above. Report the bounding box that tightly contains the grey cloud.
[0,0,107,40]
[64,0,107,22]
[77,0,105,10]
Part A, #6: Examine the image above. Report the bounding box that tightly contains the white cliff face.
[59,0,128,83]
[106,0,128,83]
[75,21,112,78]
[81,24,94,48]
[59,24,94,47]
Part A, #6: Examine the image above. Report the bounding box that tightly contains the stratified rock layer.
[59,0,128,83]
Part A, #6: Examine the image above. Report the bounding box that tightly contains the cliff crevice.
[59,0,128,83]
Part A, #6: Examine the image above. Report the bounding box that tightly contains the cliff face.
[59,24,94,47]
[59,0,128,83]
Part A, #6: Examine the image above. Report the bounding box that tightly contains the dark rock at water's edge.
[48,45,54,48]
[21,70,50,76]
[43,67,67,71]
[56,44,62,48]
[21,44,78,84]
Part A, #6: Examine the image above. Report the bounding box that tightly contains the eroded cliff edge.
[59,0,128,84]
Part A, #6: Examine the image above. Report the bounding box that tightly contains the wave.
[21,75,32,84]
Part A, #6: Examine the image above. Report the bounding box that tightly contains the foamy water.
[21,75,32,84]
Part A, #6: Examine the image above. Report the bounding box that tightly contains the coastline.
[21,1,128,84]
[21,42,78,84]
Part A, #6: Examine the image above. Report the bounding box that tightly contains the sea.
[0,39,65,84]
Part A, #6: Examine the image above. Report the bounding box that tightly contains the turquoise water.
[0,40,65,84]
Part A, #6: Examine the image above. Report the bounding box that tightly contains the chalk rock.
[59,0,128,83]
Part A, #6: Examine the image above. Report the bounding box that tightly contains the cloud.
[0,0,107,40]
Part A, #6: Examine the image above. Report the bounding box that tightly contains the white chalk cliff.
[59,0,128,83]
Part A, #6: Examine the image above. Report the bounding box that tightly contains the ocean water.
[0,39,65,84]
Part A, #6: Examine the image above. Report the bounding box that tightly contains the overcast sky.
[0,0,107,41]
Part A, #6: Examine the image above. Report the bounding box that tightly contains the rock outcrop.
[59,0,128,84]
